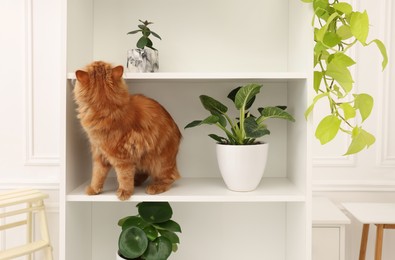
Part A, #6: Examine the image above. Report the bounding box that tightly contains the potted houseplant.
[185,83,295,191]
[126,20,162,73]
[117,202,181,260]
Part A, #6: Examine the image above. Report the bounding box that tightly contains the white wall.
[0,0,61,258]
[0,0,394,259]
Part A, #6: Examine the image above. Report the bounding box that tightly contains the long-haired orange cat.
[74,61,181,200]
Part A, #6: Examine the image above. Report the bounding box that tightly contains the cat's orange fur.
[74,61,181,200]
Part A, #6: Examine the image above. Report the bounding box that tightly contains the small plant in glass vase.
[127,20,162,73]
[185,83,295,191]
[117,202,181,260]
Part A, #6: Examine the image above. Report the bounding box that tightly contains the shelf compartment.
[67,177,305,203]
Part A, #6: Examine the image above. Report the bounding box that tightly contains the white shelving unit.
[60,0,313,259]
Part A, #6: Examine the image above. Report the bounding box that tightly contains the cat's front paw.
[146,184,170,195]
[117,188,132,201]
[86,185,101,195]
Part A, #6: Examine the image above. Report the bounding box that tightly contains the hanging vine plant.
[302,0,388,155]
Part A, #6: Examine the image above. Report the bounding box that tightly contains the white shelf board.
[66,177,306,202]
[67,72,308,81]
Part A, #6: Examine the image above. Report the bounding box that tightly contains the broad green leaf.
[150,30,162,40]
[143,225,159,241]
[315,115,341,144]
[350,11,369,44]
[339,103,356,120]
[354,93,373,122]
[329,53,356,67]
[158,230,180,244]
[314,71,322,92]
[199,95,228,115]
[326,61,354,93]
[234,84,262,110]
[138,202,173,224]
[227,86,256,110]
[333,2,353,15]
[337,25,353,40]
[257,106,295,122]
[367,39,389,70]
[244,117,270,139]
[315,12,339,42]
[144,237,172,260]
[154,220,182,233]
[313,0,329,18]
[127,29,142,35]
[184,115,219,129]
[118,227,148,259]
[323,31,341,47]
[120,216,149,230]
[208,134,228,143]
[344,127,376,155]
[137,36,148,48]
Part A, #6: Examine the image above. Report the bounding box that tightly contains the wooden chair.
[0,189,53,260]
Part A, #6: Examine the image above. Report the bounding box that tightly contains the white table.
[313,197,350,260]
[342,203,395,260]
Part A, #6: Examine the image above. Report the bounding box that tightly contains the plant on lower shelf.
[301,0,388,155]
[184,83,295,145]
[117,202,181,260]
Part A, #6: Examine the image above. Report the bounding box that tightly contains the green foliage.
[302,0,388,155]
[185,83,295,145]
[118,202,181,260]
[127,20,162,50]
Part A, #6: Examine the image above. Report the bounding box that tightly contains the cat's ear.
[75,70,89,85]
[112,66,124,80]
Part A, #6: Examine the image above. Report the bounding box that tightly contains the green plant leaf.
[150,30,162,40]
[184,115,220,129]
[127,29,142,35]
[326,61,354,93]
[315,12,339,42]
[313,0,329,18]
[144,237,172,260]
[138,202,173,224]
[314,71,322,93]
[258,106,296,122]
[353,93,373,122]
[154,220,182,233]
[367,39,389,70]
[244,117,270,139]
[137,36,148,48]
[339,103,356,120]
[199,95,228,115]
[323,31,342,47]
[143,225,159,241]
[120,216,149,230]
[336,25,353,40]
[333,2,353,15]
[350,11,369,44]
[118,226,148,259]
[234,84,262,110]
[315,115,341,144]
[208,134,228,143]
[158,230,180,244]
[329,53,356,67]
[344,127,375,155]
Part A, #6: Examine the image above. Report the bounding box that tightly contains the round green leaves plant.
[118,202,181,260]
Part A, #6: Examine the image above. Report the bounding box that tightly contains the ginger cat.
[74,61,181,200]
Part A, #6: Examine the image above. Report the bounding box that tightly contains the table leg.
[375,224,384,260]
[359,224,369,260]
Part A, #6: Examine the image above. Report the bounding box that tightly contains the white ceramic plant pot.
[216,143,269,192]
[127,48,159,73]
